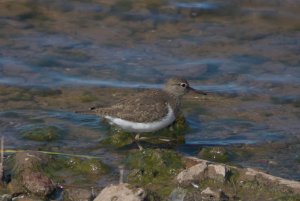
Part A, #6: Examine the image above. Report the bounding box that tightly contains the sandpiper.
[79,77,207,148]
[81,77,206,131]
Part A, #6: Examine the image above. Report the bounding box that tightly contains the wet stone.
[207,164,229,182]
[201,187,229,201]
[94,183,146,201]
[168,187,187,201]
[0,194,12,201]
[176,161,207,185]
[64,188,94,201]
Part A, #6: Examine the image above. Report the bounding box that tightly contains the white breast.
[104,104,176,133]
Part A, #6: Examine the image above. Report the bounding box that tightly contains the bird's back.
[91,89,178,123]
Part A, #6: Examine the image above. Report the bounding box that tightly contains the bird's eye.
[180,83,187,87]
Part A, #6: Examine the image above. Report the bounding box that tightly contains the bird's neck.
[166,92,182,115]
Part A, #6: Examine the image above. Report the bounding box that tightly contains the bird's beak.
[188,86,208,95]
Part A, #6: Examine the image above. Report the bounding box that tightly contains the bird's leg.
[134,134,143,151]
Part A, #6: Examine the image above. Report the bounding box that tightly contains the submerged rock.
[94,183,146,201]
[21,125,63,142]
[198,147,230,163]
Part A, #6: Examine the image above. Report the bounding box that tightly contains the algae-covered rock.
[21,125,63,142]
[101,128,135,148]
[126,149,184,199]
[198,147,230,163]
[65,157,108,176]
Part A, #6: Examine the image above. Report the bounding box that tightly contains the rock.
[168,187,187,201]
[207,164,229,182]
[176,161,207,184]
[177,158,229,184]
[21,170,55,196]
[9,152,56,197]
[94,183,146,201]
[65,188,94,201]
[0,194,12,201]
[201,187,229,201]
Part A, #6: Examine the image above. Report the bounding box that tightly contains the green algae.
[126,149,184,199]
[44,155,109,184]
[21,126,63,142]
[198,147,230,163]
[65,157,108,176]
[101,127,135,148]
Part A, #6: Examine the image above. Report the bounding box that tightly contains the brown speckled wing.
[91,90,173,123]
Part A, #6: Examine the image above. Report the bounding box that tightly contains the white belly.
[104,104,176,133]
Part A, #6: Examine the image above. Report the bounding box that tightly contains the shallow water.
[0,0,300,182]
